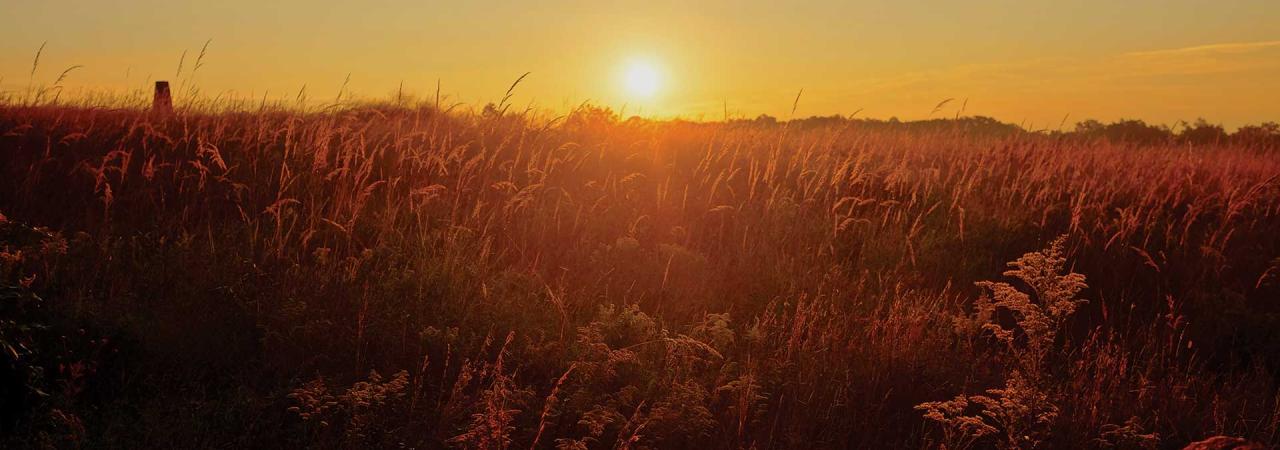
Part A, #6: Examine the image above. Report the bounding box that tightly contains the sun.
[621,59,663,100]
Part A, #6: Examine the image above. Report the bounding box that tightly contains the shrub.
[920,237,1095,449]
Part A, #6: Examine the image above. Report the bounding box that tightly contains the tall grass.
[0,96,1278,448]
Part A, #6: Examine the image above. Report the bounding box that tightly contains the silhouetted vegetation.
[0,99,1278,448]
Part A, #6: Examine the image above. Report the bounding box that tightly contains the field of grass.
[1,99,1279,448]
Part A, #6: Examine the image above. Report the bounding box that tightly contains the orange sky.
[2,1,1278,128]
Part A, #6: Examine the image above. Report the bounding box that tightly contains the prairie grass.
[0,96,1278,448]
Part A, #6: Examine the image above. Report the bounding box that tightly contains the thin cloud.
[1123,40,1280,58]
[849,40,1280,94]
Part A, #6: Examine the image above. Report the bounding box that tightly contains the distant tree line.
[737,114,1024,137]
[730,114,1279,146]
[548,104,1279,147]
[1067,118,1280,146]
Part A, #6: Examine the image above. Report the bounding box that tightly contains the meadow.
[1,95,1279,448]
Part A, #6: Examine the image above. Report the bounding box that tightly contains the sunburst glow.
[621,59,662,100]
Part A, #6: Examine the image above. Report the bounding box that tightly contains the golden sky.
[2,0,1279,127]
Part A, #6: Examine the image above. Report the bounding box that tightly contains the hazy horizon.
[3,1,1279,128]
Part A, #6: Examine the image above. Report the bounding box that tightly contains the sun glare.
[622,59,662,100]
